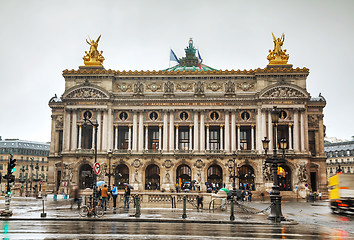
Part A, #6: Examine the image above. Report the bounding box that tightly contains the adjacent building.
[325,140,354,176]
[48,35,327,198]
[0,137,50,194]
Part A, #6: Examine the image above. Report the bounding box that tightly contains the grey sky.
[0,0,353,142]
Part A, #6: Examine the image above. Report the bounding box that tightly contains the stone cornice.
[62,67,309,76]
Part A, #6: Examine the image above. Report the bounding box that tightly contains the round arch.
[114,164,129,190]
[239,165,255,190]
[207,164,223,190]
[145,164,160,190]
[278,165,292,191]
[79,163,93,190]
[176,164,191,190]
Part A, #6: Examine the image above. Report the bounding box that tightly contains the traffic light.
[8,175,15,183]
[9,157,16,174]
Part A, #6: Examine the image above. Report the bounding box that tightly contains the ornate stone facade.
[48,37,327,198]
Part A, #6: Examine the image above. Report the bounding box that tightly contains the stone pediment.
[259,85,308,99]
[63,86,109,100]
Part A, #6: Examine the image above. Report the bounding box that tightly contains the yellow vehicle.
[328,173,354,214]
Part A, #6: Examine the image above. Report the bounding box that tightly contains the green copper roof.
[162,64,218,72]
[162,38,219,72]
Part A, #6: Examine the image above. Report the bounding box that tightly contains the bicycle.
[79,199,104,217]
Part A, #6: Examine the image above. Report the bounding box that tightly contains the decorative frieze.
[176,82,192,92]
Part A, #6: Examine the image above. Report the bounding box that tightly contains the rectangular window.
[118,126,129,149]
[179,127,189,151]
[0,164,2,170]
[308,131,316,156]
[209,127,220,150]
[81,125,93,149]
[148,127,159,150]
[58,130,63,152]
[240,126,251,150]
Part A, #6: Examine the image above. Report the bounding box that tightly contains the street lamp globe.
[271,106,280,123]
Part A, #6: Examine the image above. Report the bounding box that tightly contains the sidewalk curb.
[0,217,298,225]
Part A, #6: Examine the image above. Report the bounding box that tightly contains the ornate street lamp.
[229,155,241,221]
[106,149,113,191]
[83,111,99,208]
[262,106,287,222]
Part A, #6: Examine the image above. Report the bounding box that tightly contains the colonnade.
[58,107,308,154]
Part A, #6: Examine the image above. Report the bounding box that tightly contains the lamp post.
[106,149,113,191]
[262,106,287,222]
[83,111,99,208]
[229,156,240,221]
[20,165,25,196]
[30,157,34,196]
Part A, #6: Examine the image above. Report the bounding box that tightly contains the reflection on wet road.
[0,220,352,239]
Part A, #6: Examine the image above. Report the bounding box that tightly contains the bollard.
[135,196,141,217]
[230,198,235,221]
[182,196,187,219]
[41,199,47,218]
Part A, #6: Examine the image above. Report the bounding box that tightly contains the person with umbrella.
[124,185,131,208]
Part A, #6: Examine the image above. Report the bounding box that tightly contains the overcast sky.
[0,0,353,143]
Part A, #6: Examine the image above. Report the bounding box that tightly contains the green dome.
[162,38,219,72]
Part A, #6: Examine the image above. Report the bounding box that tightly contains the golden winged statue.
[83,35,105,66]
[267,33,289,65]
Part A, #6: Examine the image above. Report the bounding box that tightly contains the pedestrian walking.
[248,191,252,202]
[111,184,118,209]
[71,185,81,210]
[260,192,265,202]
[124,185,131,208]
[196,192,203,210]
[318,192,322,200]
[101,185,109,211]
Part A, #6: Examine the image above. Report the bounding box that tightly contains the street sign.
[94,163,101,175]
[304,183,308,187]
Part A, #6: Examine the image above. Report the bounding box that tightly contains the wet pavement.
[0,196,353,239]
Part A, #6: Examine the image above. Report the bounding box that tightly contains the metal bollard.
[182,196,187,219]
[41,199,47,218]
[135,196,141,217]
[230,198,235,221]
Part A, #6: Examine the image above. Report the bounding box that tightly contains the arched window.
[239,165,255,190]
[145,164,160,190]
[207,164,223,189]
[79,164,93,189]
[176,164,191,189]
[114,164,129,190]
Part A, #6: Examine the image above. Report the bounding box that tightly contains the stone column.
[251,125,254,150]
[114,125,118,150]
[200,111,205,151]
[145,125,149,151]
[158,124,162,151]
[169,111,174,152]
[300,110,306,152]
[206,124,210,151]
[138,112,144,152]
[175,125,179,150]
[261,109,267,150]
[224,111,230,152]
[50,115,56,153]
[288,124,293,150]
[237,125,241,151]
[293,109,299,152]
[189,125,193,151]
[92,125,96,150]
[102,110,108,152]
[128,125,132,150]
[132,111,138,151]
[268,110,273,150]
[163,111,168,152]
[107,108,113,151]
[220,125,224,151]
[231,111,236,152]
[71,111,77,151]
[256,108,261,151]
[318,115,325,155]
[97,111,102,151]
[78,124,82,149]
[63,110,71,152]
[193,111,199,152]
